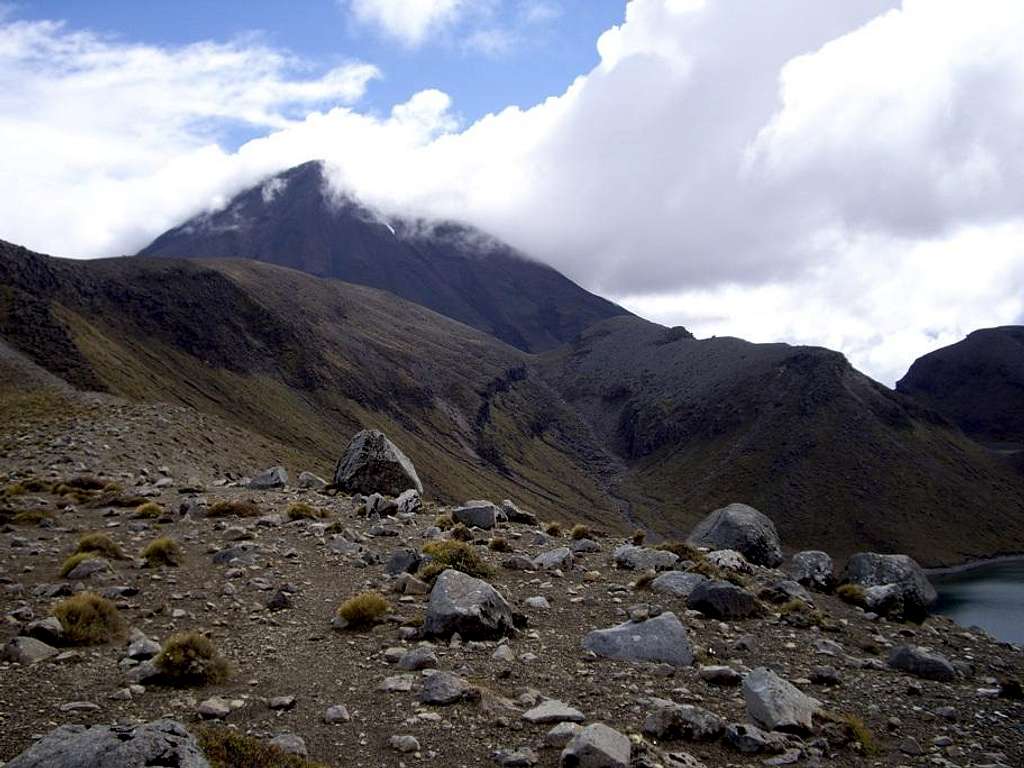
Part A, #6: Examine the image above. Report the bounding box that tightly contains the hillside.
[137,161,628,353]
[897,327,1024,467]
[4,240,1024,565]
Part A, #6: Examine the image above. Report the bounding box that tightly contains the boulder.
[786,551,834,591]
[759,580,814,606]
[724,723,787,754]
[650,571,707,599]
[423,569,515,640]
[3,636,59,665]
[612,544,679,571]
[501,499,538,525]
[532,547,574,571]
[522,699,585,724]
[742,667,820,733]
[452,500,498,530]
[642,699,724,740]
[570,538,601,554]
[5,720,209,768]
[23,616,64,645]
[887,645,956,682]
[333,429,423,496]
[841,553,937,619]
[297,471,326,491]
[560,723,631,768]
[417,671,469,705]
[395,489,422,515]
[687,579,760,619]
[687,503,783,567]
[249,466,288,489]
[582,612,694,667]
[386,548,422,576]
[705,549,753,574]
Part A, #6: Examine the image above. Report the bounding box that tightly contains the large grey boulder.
[582,612,694,667]
[249,466,288,489]
[333,429,423,496]
[742,668,820,734]
[841,553,937,619]
[3,636,59,665]
[560,723,631,768]
[687,503,783,567]
[452,500,498,530]
[6,720,209,768]
[887,645,956,682]
[612,544,679,572]
[650,571,707,599]
[786,551,834,591]
[687,579,760,619]
[423,569,514,640]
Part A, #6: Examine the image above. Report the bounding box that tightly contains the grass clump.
[419,540,493,582]
[53,592,125,645]
[155,631,230,686]
[820,711,879,756]
[543,520,562,537]
[133,501,164,519]
[633,569,657,591]
[450,523,474,542]
[336,591,390,629]
[2,482,27,497]
[59,551,101,577]
[631,529,646,545]
[286,501,330,521]
[570,523,592,541]
[207,499,261,518]
[435,512,454,531]
[76,532,126,560]
[488,536,512,552]
[655,540,705,562]
[836,583,867,606]
[198,727,328,768]
[12,508,54,525]
[143,536,182,567]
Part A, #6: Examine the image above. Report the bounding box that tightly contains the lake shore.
[926,552,1024,577]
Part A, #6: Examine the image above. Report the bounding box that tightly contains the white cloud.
[346,0,467,47]
[4,1,1024,385]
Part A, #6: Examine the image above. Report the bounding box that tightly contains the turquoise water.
[931,558,1024,645]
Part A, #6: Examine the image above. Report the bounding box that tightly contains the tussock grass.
[435,512,454,531]
[633,569,657,590]
[208,499,261,518]
[450,522,474,542]
[133,501,163,519]
[820,711,879,756]
[76,532,126,560]
[655,540,704,562]
[53,592,125,645]
[837,584,867,606]
[198,727,328,768]
[336,591,390,628]
[2,482,27,497]
[569,523,592,541]
[542,521,562,537]
[59,551,101,577]
[488,536,512,552]
[419,540,492,582]
[13,508,54,525]
[286,501,329,521]
[155,631,230,686]
[631,529,646,545]
[143,536,182,567]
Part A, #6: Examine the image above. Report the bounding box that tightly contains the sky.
[2,0,1023,386]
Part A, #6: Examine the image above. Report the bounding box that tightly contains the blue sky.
[13,1,624,148]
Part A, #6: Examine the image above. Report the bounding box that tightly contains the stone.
[525,596,551,610]
[269,695,296,710]
[266,589,292,612]
[699,665,742,686]
[742,667,820,733]
[612,545,679,571]
[65,558,111,580]
[887,645,956,682]
[386,548,422,575]
[501,499,538,525]
[841,553,937,619]
[418,671,468,705]
[724,723,785,754]
[642,699,724,741]
[786,551,835,591]
[687,579,759,619]
[389,735,420,753]
[333,429,422,496]
[197,697,231,719]
[522,699,586,724]
[759,580,814,606]
[297,471,327,490]
[570,538,601,554]
[582,612,693,667]
[453,500,499,530]
[650,571,707,598]
[269,734,306,757]
[545,722,583,748]
[126,635,161,660]
[705,549,753,574]
[687,503,783,567]
[3,636,59,665]
[394,573,430,595]
[379,674,415,692]
[23,616,64,645]
[324,704,351,723]
[532,547,574,571]
[395,489,422,515]
[503,555,536,571]
[5,719,208,768]
[423,569,515,640]
[493,747,539,767]
[864,583,904,617]
[398,646,438,671]
[809,666,841,686]
[249,466,288,489]
[560,723,631,768]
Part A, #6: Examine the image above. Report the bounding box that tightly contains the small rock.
[560,723,631,768]
[742,667,820,734]
[198,697,232,719]
[389,734,420,753]
[269,733,307,757]
[522,699,586,724]
[325,704,351,723]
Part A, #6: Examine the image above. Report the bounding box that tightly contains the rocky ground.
[0,360,1022,767]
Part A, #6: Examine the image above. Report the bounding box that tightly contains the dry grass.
[655,540,704,562]
[820,711,880,756]
[435,512,454,531]
[1,482,27,497]
[198,727,328,768]
[59,551,101,577]
[631,529,646,545]
[569,523,592,540]
[633,569,657,590]
[133,501,164,519]
[286,501,329,521]
[12,508,54,525]
[488,536,512,552]
[450,523,474,542]
[336,591,390,628]
[53,592,125,645]
[419,539,493,582]
[837,583,867,606]
[155,631,230,686]
[75,532,126,560]
[543,520,562,537]
[208,499,261,518]
[143,536,182,567]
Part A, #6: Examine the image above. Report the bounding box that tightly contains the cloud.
[3,1,1024,385]
[346,0,468,47]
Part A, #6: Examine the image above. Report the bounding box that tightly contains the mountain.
[897,326,1024,465]
[137,161,628,353]
[7,239,1024,565]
